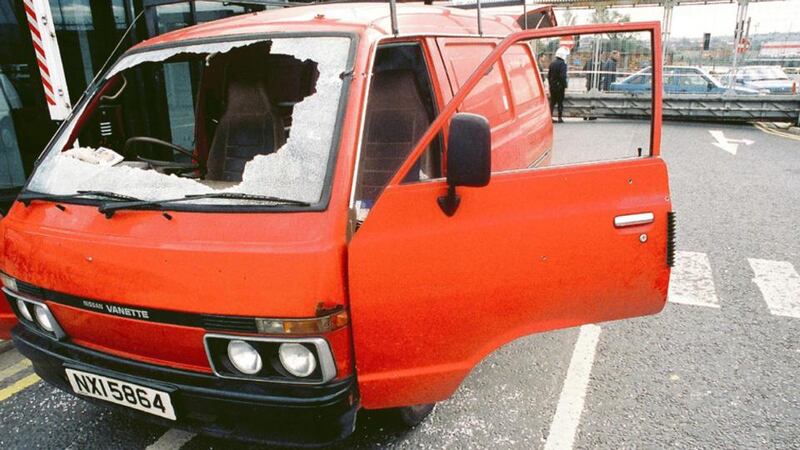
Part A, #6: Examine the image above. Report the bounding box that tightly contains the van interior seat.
[205,62,286,182]
[360,69,431,203]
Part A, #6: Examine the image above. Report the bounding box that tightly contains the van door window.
[440,41,512,128]
[530,30,655,167]
[438,38,548,172]
[354,43,441,219]
[502,44,543,108]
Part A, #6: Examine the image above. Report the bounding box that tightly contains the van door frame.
[348,22,666,409]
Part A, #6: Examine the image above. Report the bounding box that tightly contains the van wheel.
[388,403,435,428]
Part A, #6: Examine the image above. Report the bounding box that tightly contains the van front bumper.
[12,326,358,447]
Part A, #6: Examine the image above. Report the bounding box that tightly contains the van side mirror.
[438,113,491,217]
[707,81,714,91]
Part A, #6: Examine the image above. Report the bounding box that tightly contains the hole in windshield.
[27,36,350,206]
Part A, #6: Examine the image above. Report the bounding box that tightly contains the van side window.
[443,42,513,128]
[502,44,542,108]
[354,43,441,214]
[438,38,550,174]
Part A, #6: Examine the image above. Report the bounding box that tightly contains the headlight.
[34,304,55,332]
[16,299,33,321]
[0,273,17,291]
[278,343,317,377]
[226,340,263,375]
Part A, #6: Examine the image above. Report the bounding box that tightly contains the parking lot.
[1,120,799,449]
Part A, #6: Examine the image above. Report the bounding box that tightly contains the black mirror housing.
[446,113,491,187]
[438,113,491,217]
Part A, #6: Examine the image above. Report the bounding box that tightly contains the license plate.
[65,368,176,420]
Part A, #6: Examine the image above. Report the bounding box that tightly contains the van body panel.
[50,302,213,373]
[2,203,347,318]
[135,4,523,52]
[349,158,672,408]
[0,299,13,339]
[349,22,668,409]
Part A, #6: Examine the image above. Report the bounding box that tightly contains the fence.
[562,92,800,123]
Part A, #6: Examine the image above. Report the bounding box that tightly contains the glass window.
[503,44,541,108]
[0,71,25,189]
[111,0,127,30]
[50,0,96,89]
[442,42,513,128]
[26,36,352,207]
[682,70,709,88]
[530,31,654,168]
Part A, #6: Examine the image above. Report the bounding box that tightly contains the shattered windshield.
[26,36,351,207]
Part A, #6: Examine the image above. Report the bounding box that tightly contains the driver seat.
[205,61,286,181]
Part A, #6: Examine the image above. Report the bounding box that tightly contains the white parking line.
[544,324,602,450]
[748,258,800,319]
[668,251,720,308]
[146,429,196,450]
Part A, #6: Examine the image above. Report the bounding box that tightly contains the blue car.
[721,66,797,95]
[610,66,759,95]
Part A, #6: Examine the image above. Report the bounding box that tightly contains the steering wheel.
[124,136,205,176]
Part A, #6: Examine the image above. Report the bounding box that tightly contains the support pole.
[523,0,528,30]
[476,0,483,36]
[389,0,398,36]
[728,0,749,88]
[661,0,674,65]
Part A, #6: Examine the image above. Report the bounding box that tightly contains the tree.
[591,7,631,24]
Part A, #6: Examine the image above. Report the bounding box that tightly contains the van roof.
[137,2,525,49]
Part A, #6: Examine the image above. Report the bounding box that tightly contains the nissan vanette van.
[0,3,673,446]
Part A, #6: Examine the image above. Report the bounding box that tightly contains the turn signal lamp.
[0,273,17,292]
[255,310,348,335]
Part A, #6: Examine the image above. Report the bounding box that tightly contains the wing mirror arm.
[437,113,491,217]
[437,185,461,217]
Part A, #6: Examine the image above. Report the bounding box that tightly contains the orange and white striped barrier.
[22,0,71,120]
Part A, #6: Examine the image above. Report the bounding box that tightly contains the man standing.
[601,50,620,91]
[548,46,569,123]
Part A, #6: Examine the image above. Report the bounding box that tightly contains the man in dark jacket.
[548,46,569,123]
[601,50,620,91]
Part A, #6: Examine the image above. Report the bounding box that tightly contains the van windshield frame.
[21,32,359,214]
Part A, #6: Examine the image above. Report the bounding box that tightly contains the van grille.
[15,280,45,299]
[201,315,258,333]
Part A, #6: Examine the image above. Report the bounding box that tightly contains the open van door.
[348,22,672,409]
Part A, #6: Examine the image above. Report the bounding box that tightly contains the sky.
[555,1,800,38]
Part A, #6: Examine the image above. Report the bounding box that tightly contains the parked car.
[721,65,797,95]
[610,66,759,95]
[0,4,673,446]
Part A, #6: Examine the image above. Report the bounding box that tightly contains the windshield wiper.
[98,192,311,218]
[18,190,143,206]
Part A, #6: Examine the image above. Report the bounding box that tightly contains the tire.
[388,403,435,428]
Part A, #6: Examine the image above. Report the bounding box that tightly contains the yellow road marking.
[0,359,32,382]
[754,123,800,142]
[0,373,41,402]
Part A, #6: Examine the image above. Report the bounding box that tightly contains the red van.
[0,3,672,446]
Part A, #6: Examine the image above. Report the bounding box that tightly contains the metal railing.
[561,92,800,123]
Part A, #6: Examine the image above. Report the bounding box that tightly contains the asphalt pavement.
[1,120,798,449]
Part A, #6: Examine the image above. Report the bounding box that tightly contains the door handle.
[614,212,654,228]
